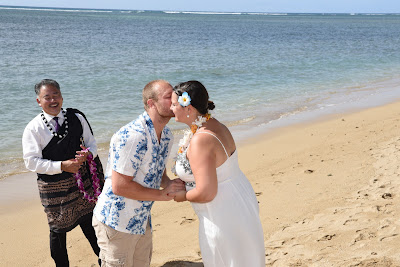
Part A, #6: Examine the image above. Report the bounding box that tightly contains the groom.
[93,80,184,266]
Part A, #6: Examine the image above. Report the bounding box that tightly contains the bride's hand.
[172,190,187,202]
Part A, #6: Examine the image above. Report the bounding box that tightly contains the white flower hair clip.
[178,92,191,107]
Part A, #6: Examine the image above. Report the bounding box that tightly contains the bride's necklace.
[41,109,69,139]
[178,113,212,154]
[172,113,212,175]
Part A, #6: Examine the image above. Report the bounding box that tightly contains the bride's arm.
[185,135,218,203]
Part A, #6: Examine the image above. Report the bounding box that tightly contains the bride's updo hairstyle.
[173,80,215,115]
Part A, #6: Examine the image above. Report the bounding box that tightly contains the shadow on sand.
[159,261,204,267]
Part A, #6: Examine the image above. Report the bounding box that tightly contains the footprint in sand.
[376,203,394,214]
[180,217,196,225]
[271,171,285,176]
[343,218,358,225]
[353,231,377,245]
[317,234,336,242]
[380,234,398,242]
[351,257,395,266]
[265,137,400,266]
[382,193,393,199]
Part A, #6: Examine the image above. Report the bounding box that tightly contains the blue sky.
[0,0,399,13]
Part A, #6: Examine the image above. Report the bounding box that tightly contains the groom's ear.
[147,98,154,109]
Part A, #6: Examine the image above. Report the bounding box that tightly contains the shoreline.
[3,75,400,181]
[1,95,395,206]
[2,99,400,265]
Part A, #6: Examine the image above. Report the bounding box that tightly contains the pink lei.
[73,149,101,203]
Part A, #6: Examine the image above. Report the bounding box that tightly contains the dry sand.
[1,101,400,266]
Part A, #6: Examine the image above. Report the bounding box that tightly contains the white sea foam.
[0,6,112,13]
[163,11,242,15]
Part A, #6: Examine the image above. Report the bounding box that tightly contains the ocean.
[1,6,400,179]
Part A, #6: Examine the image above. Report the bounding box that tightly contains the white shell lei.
[172,114,212,175]
[41,109,69,139]
[179,114,210,152]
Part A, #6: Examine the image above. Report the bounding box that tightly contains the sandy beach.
[2,100,400,266]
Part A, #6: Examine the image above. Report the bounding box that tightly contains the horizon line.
[0,5,399,14]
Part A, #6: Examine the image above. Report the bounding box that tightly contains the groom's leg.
[133,221,152,267]
[92,216,145,266]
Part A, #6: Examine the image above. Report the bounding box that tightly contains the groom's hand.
[162,179,185,201]
[166,178,185,191]
[170,178,185,187]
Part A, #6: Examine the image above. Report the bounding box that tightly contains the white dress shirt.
[22,109,98,175]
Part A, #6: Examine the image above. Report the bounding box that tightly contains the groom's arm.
[111,170,177,201]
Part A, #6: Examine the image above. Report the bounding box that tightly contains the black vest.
[38,108,83,182]
[36,108,104,232]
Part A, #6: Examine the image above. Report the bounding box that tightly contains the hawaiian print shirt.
[94,112,173,235]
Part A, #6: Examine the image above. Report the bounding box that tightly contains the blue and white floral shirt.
[94,111,173,235]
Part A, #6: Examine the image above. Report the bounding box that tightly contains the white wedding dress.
[175,132,265,267]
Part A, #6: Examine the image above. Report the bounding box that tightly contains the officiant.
[22,79,104,266]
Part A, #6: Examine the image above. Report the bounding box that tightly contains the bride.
[169,80,265,266]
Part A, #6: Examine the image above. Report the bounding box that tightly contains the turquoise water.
[1,6,400,179]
